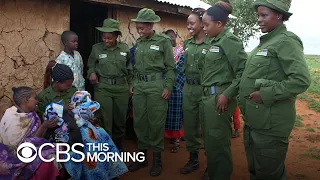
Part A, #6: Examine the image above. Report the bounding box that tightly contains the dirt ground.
[120,99,320,180]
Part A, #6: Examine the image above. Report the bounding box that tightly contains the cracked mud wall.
[117,7,190,47]
[0,0,70,117]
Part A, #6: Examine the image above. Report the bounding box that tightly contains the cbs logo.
[17,142,38,163]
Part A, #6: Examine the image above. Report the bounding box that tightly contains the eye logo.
[17,142,37,163]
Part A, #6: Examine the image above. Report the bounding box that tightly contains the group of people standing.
[0,0,312,180]
[126,0,311,179]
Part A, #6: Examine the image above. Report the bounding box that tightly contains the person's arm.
[255,37,311,106]
[163,39,176,92]
[87,46,97,78]
[223,36,247,99]
[36,93,46,119]
[126,47,133,89]
[79,53,84,75]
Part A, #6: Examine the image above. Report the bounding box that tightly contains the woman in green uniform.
[201,1,247,179]
[128,8,176,177]
[239,0,311,179]
[87,18,133,151]
[180,8,210,180]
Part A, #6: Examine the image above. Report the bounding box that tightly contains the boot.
[150,152,162,176]
[180,152,199,174]
[202,167,209,180]
[128,150,148,172]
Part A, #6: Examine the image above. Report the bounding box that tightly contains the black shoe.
[128,150,148,172]
[150,152,162,176]
[202,168,209,180]
[180,152,199,174]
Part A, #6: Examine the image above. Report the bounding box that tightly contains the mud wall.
[0,0,69,116]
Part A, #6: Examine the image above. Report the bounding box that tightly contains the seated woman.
[62,91,128,179]
[39,62,128,179]
[37,62,82,144]
[0,86,59,180]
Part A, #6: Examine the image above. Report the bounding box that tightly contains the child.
[56,31,85,91]
[0,86,59,180]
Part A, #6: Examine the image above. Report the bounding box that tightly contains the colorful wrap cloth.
[62,91,128,179]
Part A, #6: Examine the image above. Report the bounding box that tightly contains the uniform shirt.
[134,32,176,92]
[201,28,247,99]
[87,42,133,89]
[36,86,78,118]
[239,24,311,137]
[183,35,211,79]
[56,51,85,90]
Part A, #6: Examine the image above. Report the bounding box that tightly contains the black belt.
[186,78,201,85]
[100,77,127,85]
[136,72,164,82]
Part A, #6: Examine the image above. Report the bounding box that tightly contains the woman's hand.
[216,94,229,114]
[42,118,59,129]
[89,73,99,85]
[162,88,172,100]
[64,104,74,111]
[249,91,263,104]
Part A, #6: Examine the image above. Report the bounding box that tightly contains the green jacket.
[134,32,176,91]
[239,24,311,137]
[36,86,77,118]
[183,35,211,79]
[87,41,133,89]
[201,28,247,99]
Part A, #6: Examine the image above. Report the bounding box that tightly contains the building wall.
[0,0,69,116]
[116,6,190,47]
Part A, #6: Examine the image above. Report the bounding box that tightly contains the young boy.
[56,31,85,90]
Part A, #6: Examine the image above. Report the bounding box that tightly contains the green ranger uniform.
[128,8,176,176]
[133,32,176,152]
[239,2,311,179]
[200,28,247,180]
[87,19,133,143]
[36,86,78,117]
[183,36,211,154]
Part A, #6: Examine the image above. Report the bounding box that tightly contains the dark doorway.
[70,0,108,98]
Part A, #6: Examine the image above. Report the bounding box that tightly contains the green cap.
[131,8,161,23]
[254,0,292,17]
[96,19,122,35]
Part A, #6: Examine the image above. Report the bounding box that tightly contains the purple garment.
[0,111,56,180]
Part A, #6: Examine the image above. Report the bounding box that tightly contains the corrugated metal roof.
[155,0,236,18]
[155,0,211,9]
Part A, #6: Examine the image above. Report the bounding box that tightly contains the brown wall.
[0,1,191,117]
[0,0,69,116]
[116,6,190,47]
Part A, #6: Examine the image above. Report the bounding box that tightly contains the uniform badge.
[99,54,107,59]
[209,46,220,53]
[256,49,268,56]
[150,45,160,51]
[120,52,127,56]
[202,49,208,54]
[185,48,189,51]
